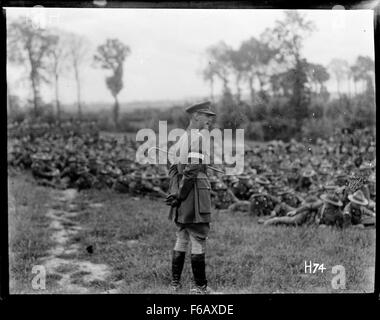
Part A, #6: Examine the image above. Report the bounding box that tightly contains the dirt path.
[38,189,122,294]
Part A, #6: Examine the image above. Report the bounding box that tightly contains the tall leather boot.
[171,250,186,291]
[190,253,214,294]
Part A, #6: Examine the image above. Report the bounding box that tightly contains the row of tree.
[7,17,130,128]
[201,11,375,135]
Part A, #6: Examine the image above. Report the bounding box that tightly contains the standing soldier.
[165,101,216,294]
[31,153,60,187]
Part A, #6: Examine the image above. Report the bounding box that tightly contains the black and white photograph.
[5,3,377,296]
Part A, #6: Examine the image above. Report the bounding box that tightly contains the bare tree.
[204,41,233,93]
[202,62,217,102]
[47,30,70,120]
[354,55,375,93]
[67,33,90,117]
[328,58,349,97]
[263,11,316,125]
[305,63,329,94]
[94,38,131,128]
[350,65,360,95]
[7,19,57,116]
[228,48,246,102]
[239,36,277,104]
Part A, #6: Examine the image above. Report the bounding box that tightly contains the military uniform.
[317,194,344,228]
[213,182,235,209]
[113,174,131,193]
[166,101,216,294]
[343,190,375,227]
[249,193,279,216]
[262,196,320,226]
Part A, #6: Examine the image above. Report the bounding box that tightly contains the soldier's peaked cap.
[185,101,216,116]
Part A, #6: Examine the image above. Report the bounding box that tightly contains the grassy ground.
[8,171,57,293]
[9,172,375,294]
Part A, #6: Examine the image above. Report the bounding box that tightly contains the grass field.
[8,172,375,294]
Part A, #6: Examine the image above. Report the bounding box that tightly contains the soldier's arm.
[227,188,240,203]
[361,185,371,201]
[295,193,305,204]
[342,203,351,216]
[293,200,322,214]
[177,135,207,201]
[362,206,375,217]
[178,160,205,201]
[342,204,352,227]
[168,164,180,195]
[307,200,323,211]
[60,167,69,177]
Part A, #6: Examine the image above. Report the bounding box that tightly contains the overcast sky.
[6,8,375,105]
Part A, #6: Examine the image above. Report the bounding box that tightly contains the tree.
[218,88,247,130]
[305,63,329,94]
[204,41,233,92]
[263,11,316,126]
[7,19,57,115]
[354,55,375,93]
[228,48,246,102]
[47,30,70,120]
[94,38,131,129]
[350,64,360,95]
[263,11,315,66]
[68,33,90,117]
[202,62,218,102]
[328,58,349,97]
[239,37,277,104]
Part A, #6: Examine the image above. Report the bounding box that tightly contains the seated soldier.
[228,200,251,213]
[295,168,317,193]
[274,188,304,216]
[261,195,319,226]
[228,182,269,214]
[263,192,344,228]
[341,173,371,207]
[255,176,271,194]
[31,153,61,187]
[142,173,167,198]
[316,193,344,228]
[96,167,115,189]
[75,167,95,190]
[249,192,280,217]
[60,156,80,187]
[343,190,375,228]
[230,176,251,200]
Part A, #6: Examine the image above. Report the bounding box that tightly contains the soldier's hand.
[165,194,180,207]
[287,210,296,217]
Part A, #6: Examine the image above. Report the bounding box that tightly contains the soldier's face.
[195,113,214,130]
[351,202,360,209]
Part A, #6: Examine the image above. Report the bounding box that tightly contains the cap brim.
[198,110,216,116]
[348,195,368,206]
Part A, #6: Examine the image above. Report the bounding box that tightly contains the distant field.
[9,172,375,294]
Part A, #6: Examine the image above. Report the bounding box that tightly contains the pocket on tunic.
[197,177,211,213]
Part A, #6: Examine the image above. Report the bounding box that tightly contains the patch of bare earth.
[38,189,121,294]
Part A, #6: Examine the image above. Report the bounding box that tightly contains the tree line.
[7,17,130,128]
[200,11,375,140]
[7,12,375,141]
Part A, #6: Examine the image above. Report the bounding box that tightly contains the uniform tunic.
[168,129,212,224]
